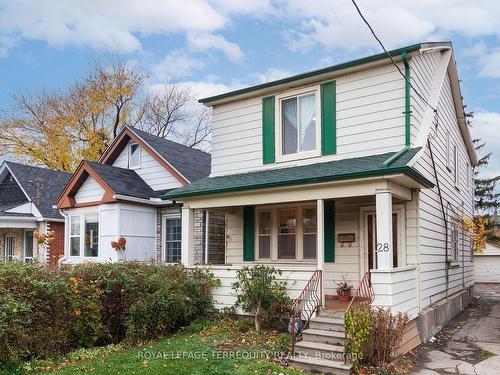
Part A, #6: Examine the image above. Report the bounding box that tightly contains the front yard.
[15,317,307,375]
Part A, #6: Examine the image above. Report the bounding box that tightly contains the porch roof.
[163,148,433,200]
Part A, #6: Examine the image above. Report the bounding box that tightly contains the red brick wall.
[47,221,65,267]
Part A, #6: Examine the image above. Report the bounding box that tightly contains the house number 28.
[376,243,389,252]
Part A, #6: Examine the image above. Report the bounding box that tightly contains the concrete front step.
[319,311,345,319]
[289,355,352,375]
[302,328,346,345]
[294,340,345,360]
[309,316,345,332]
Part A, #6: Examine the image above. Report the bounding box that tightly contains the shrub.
[345,305,408,371]
[0,262,216,366]
[232,265,291,333]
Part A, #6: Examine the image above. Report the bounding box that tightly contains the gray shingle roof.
[129,127,211,182]
[4,161,71,219]
[86,161,155,199]
[164,148,432,200]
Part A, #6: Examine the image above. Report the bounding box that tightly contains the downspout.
[402,50,411,147]
[204,210,209,265]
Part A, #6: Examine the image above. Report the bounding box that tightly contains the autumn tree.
[0,59,145,171]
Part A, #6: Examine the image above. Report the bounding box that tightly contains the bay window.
[69,213,99,257]
[256,204,317,261]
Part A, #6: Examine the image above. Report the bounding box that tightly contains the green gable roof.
[163,148,433,200]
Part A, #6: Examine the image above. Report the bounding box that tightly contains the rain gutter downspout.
[402,50,411,147]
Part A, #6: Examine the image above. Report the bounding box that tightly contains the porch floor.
[324,295,350,313]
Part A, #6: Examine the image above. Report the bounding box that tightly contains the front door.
[366,213,398,270]
[4,234,14,262]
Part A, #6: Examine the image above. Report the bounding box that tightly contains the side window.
[453,145,458,188]
[450,222,459,263]
[446,131,451,171]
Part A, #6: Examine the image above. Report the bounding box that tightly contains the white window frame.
[69,215,81,257]
[453,144,459,189]
[4,233,14,262]
[254,203,317,263]
[446,131,452,171]
[128,142,141,169]
[275,86,321,163]
[450,222,460,264]
[256,210,272,260]
[24,230,34,262]
[69,213,100,258]
[162,212,182,264]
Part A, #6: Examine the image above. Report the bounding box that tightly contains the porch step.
[309,316,345,332]
[289,355,352,375]
[294,340,345,360]
[302,328,346,345]
[319,310,345,319]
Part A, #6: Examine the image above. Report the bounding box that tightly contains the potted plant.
[336,273,353,302]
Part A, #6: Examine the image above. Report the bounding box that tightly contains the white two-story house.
[164,42,477,373]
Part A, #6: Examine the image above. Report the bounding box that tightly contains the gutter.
[383,146,410,167]
[402,50,411,147]
[113,194,173,206]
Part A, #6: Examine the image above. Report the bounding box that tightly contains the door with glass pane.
[366,213,398,270]
[24,231,34,262]
[164,215,182,263]
[4,234,14,262]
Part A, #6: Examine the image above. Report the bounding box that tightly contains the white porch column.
[181,206,195,267]
[317,199,325,306]
[375,189,393,270]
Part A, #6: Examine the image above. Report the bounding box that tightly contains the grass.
[11,317,308,375]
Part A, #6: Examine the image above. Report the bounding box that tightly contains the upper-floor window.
[453,144,458,188]
[446,131,451,171]
[128,142,141,169]
[278,88,320,161]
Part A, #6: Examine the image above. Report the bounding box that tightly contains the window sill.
[275,150,321,164]
[448,262,460,269]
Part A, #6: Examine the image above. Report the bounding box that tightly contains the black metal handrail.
[290,270,322,355]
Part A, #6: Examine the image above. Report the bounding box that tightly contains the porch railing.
[346,271,374,311]
[289,270,322,355]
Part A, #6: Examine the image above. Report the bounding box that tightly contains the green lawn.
[20,318,308,375]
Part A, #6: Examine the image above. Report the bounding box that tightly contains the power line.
[350,0,438,114]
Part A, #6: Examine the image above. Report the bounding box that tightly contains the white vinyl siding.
[210,63,408,176]
[412,71,474,310]
[112,140,182,190]
[65,203,156,263]
[74,176,105,204]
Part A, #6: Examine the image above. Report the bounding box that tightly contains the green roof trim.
[199,43,422,105]
[162,148,433,200]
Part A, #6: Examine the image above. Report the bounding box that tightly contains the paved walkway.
[411,283,500,375]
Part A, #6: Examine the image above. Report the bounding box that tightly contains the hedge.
[0,261,217,365]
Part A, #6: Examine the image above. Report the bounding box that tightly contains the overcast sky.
[0,0,499,179]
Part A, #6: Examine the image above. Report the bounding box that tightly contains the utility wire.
[351,0,438,114]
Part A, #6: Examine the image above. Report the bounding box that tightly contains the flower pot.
[337,291,351,302]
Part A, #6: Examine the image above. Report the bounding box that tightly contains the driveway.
[411,283,500,374]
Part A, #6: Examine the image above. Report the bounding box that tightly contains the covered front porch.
[0,216,38,262]
[178,176,423,319]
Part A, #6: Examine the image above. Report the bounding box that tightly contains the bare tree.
[87,59,146,137]
[183,106,212,150]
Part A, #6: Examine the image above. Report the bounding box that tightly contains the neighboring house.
[0,161,71,263]
[164,42,477,373]
[474,242,500,283]
[56,126,224,264]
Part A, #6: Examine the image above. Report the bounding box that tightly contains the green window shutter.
[262,96,275,164]
[243,206,255,261]
[324,200,335,262]
[321,81,336,155]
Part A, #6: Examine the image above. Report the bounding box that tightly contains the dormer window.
[128,142,141,169]
[277,88,320,161]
